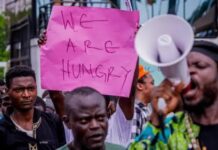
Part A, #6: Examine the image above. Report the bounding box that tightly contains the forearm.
[119,96,135,120]
[49,90,65,118]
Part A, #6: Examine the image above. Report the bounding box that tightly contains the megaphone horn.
[135,14,194,87]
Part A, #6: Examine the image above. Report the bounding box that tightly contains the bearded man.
[129,41,218,150]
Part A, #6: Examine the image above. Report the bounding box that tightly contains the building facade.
[0,0,6,14]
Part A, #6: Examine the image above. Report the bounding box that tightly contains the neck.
[11,108,34,130]
[191,97,218,125]
[136,92,149,105]
[71,141,105,150]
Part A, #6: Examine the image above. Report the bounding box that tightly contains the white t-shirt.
[106,104,132,147]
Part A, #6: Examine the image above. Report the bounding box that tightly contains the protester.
[38,28,147,148]
[0,79,5,119]
[57,86,125,150]
[0,79,6,96]
[131,65,154,137]
[1,94,12,115]
[0,80,12,117]
[106,63,153,147]
[129,40,218,150]
[136,65,154,108]
[0,65,66,149]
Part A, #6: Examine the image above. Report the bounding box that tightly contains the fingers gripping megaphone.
[135,15,194,112]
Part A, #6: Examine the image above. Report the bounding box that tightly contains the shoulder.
[128,112,199,149]
[0,115,14,144]
[0,115,13,130]
[35,110,64,133]
[40,111,62,124]
[105,142,126,150]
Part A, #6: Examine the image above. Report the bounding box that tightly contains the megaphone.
[135,14,194,87]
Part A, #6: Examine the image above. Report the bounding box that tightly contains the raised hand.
[150,79,184,126]
[38,30,47,46]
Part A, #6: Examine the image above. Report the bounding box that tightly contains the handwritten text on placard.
[40,6,139,97]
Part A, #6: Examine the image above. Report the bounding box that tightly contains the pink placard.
[41,6,139,97]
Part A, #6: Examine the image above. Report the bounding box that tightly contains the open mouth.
[183,79,199,100]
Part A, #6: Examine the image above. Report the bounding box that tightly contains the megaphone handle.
[157,97,167,112]
[156,97,167,140]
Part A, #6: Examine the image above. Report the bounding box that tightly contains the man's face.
[184,52,218,110]
[137,74,154,102]
[70,93,108,150]
[142,74,154,98]
[7,76,37,112]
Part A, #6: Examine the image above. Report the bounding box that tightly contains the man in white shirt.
[106,64,153,147]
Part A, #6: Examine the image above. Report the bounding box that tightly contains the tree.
[0,15,9,79]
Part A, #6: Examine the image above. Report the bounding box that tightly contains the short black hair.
[138,74,151,84]
[65,87,102,98]
[5,65,36,88]
[0,79,5,86]
[64,87,105,117]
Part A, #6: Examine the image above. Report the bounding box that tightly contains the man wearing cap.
[131,65,154,139]
[106,64,153,147]
[129,40,218,150]
[136,65,154,111]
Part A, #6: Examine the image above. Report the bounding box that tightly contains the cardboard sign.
[41,6,139,97]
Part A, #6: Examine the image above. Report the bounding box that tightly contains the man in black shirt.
[0,65,66,150]
[184,40,218,149]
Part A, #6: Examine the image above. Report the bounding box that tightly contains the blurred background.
[0,0,217,95]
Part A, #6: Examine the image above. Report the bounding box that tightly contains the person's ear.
[62,115,71,129]
[136,83,144,91]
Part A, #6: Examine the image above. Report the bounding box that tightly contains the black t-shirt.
[198,124,218,150]
[0,109,66,150]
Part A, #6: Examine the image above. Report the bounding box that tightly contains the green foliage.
[0,15,9,79]
[0,14,9,61]
[0,49,9,61]
[0,15,6,51]
[5,9,31,26]
[0,68,4,79]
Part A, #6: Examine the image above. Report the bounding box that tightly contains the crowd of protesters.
[0,39,218,150]
[0,2,218,148]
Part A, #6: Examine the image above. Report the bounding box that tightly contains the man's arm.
[119,96,135,120]
[49,91,65,118]
[118,65,138,120]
